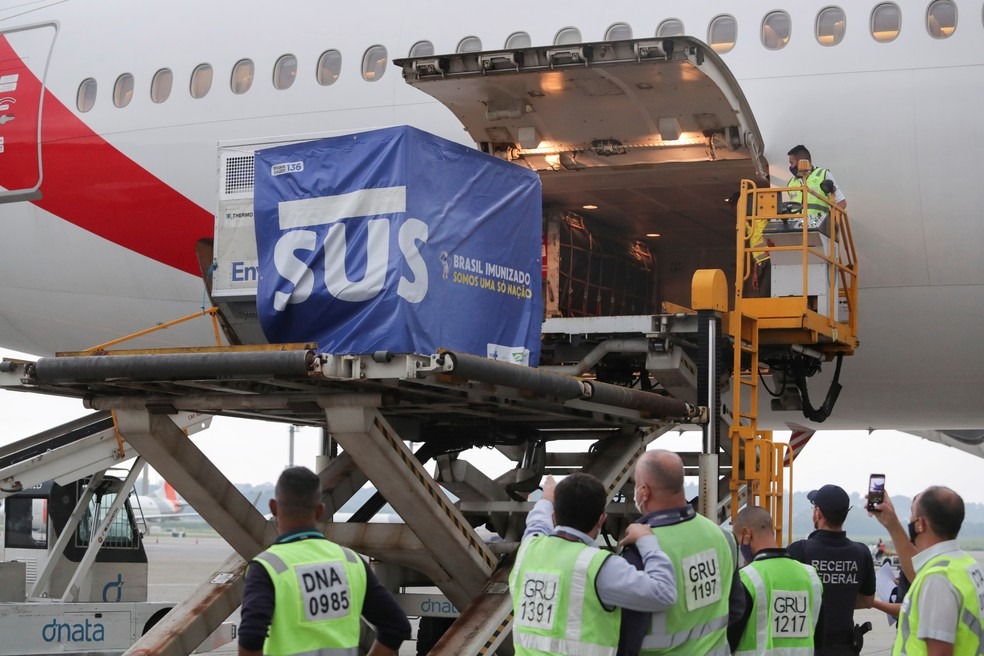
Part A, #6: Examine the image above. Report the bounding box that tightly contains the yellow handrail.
[737,180,859,347]
[731,179,858,543]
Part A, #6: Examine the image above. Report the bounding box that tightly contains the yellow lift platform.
[726,178,858,544]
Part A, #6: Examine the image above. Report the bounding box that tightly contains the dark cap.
[807,484,850,513]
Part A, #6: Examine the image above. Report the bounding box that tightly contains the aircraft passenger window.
[273,54,298,90]
[456,36,482,53]
[505,32,532,49]
[816,7,847,46]
[927,0,957,38]
[409,40,434,57]
[231,59,254,95]
[151,68,173,104]
[77,78,97,113]
[554,27,582,45]
[113,73,134,108]
[317,50,342,86]
[362,45,388,81]
[605,23,633,41]
[190,63,213,99]
[762,11,792,50]
[656,19,685,37]
[708,15,738,53]
[871,3,902,42]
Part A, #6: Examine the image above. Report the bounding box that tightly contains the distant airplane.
[135,482,198,522]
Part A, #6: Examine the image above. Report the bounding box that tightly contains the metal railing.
[737,179,858,348]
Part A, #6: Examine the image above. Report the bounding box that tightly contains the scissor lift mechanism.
[1,346,707,655]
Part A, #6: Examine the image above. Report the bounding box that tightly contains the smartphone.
[867,474,886,510]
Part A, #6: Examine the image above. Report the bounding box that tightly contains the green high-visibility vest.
[734,556,822,656]
[509,534,620,656]
[893,551,984,656]
[787,168,833,216]
[253,537,367,656]
[639,514,736,656]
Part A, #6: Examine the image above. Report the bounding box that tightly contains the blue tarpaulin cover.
[253,126,543,365]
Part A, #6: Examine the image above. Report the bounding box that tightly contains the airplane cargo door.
[0,22,57,202]
[396,37,769,309]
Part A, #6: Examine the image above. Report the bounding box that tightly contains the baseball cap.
[807,484,850,513]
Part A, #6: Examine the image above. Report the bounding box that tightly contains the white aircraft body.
[135,482,189,521]
[1,0,982,447]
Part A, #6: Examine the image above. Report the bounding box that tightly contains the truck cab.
[0,475,226,655]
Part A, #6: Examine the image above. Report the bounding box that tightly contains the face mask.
[634,486,645,515]
[740,542,754,565]
[908,519,919,544]
[789,165,799,177]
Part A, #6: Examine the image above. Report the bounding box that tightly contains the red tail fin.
[164,482,183,512]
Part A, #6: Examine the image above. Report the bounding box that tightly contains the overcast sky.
[3,348,983,505]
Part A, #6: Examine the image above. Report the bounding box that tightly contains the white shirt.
[908,540,968,644]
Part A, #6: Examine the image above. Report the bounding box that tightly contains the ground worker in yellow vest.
[618,450,744,656]
[868,485,984,656]
[786,144,847,223]
[510,472,678,656]
[238,466,411,656]
[728,506,823,655]
[747,145,847,298]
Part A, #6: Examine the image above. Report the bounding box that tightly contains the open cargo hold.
[545,211,656,318]
[397,36,769,318]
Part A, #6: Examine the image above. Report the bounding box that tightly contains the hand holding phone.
[866,474,885,511]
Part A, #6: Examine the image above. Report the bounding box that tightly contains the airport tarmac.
[146,534,968,655]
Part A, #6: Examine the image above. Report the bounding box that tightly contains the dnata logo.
[41,618,105,643]
[102,572,124,602]
[272,186,427,311]
[420,597,458,615]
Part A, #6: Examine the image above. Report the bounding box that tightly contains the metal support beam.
[438,456,517,540]
[319,397,496,609]
[697,309,722,518]
[436,456,511,505]
[429,565,516,656]
[62,459,143,601]
[124,552,246,656]
[114,409,276,559]
[316,450,368,516]
[582,429,660,493]
[323,523,453,586]
[29,470,106,599]
[429,426,665,656]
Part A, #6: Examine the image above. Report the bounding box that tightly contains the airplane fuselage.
[1,0,982,431]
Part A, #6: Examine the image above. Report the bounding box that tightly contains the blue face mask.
[740,541,754,564]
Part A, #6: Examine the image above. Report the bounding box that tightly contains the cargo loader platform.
[1,344,706,656]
